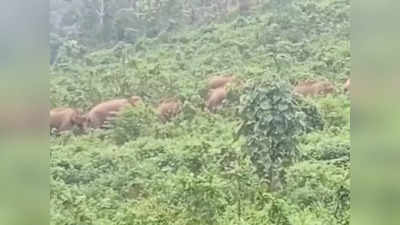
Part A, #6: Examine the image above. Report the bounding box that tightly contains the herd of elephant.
[50,75,350,134]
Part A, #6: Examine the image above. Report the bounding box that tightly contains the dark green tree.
[238,78,303,191]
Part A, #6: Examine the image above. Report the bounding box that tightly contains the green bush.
[317,95,351,132]
[109,105,159,145]
[284,161,350,225]
[299,130,350,168]
[297,98,325,133]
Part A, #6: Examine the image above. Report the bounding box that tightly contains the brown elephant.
[208,75,236,89]
[156,99,182,122]
[344,79,350,92]
[294,80,335,97]
[206,87,228,111]
[86,96,142,129]
[50,107,88,133]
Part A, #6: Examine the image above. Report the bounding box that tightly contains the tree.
[238,79,303,191]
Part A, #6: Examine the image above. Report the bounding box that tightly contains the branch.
[96,0,105,16]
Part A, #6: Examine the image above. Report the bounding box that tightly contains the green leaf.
[260,101,272,110]
[265,114,273,122]
[278,104,289,111]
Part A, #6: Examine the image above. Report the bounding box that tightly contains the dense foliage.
[238,80,304,190]
[50,0,350,224]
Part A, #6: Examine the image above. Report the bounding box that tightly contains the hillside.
[50,0,350,224]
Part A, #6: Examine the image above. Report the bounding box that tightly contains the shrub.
[317,95,350,132]
[284,161,350,224]
[297,98,325,133]
[299,130,350,168]
[109,105,158,145]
